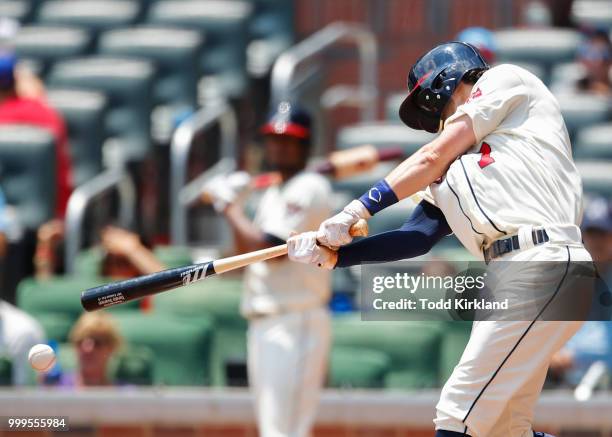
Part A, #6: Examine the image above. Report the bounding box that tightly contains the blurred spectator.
[575,28,612,96]
[456,27,496,64]
[0,50,73,217]
[35,225,165,280]
[548,196,612,386]
[50,312,122,387]
[0,299,45,385]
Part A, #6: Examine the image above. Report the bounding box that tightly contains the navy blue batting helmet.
[398,41,489,133]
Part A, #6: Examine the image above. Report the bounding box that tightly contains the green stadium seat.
[439,321,472,382]
[0,1,32,23]
[98,26,203,108]
[148,0,253,98]
[249,0,293,41]
[14,26,92,76]
[0,125,56,229]
[73,247,104,278]
[576,161,612,198]
[574,123,612,160]
[153,245,193,268]
[493,28,582,66]
[571,0,612,31]
[332,314,444,389]
[329,346,391,389]
[153,277,246,386]
[36,312,75,343]
[557,93,610,140]
[0,357,12,386]
[337,121,435,156]
[48,57,156,162]
[37,0,140,33]
[47,88,108,187]
[111,312,214,385]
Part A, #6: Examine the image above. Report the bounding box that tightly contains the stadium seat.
[17,276,140,341]
[36,0,140,34]
[576,161,612,198]
[0,125,56,229]
[557,93,610,140]
[111,312,215,385]
[332,314,444,389]
[148,0,253,98]
[153,277,246,386]
[0,357,11,386]
[549,62,586,90]
[13,26,92,76]
[153,245,193,268]
[98,26,203,109]
[571,0,612,30]
[385,93,405,122]
[47,88,108,187]
[48,57,156,162]
[493,28,582,66]
[35,312,75,343]
[336,121,435,156]
[329,346,391,389]
[439,321,472,382]
[0,1,33,23]
[574,123,612,160]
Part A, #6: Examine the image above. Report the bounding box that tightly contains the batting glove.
[202,171,251,213]
[316,199,370,248]
[287,231,338,270]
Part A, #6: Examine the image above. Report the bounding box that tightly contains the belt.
[483,228,549,264]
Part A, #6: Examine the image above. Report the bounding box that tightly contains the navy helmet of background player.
[398,41,489,133]
[260,101,313,176]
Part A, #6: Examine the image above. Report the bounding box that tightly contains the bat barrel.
[80,263,213,311]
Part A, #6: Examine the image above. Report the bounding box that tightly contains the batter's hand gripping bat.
[81,220,368,311]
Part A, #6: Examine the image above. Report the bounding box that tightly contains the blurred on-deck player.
[288,41,591,437]
[203,102,332,437]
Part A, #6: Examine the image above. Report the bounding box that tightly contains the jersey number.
[478,142,495,169]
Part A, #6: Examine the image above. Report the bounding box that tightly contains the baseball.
[28,344,56,372]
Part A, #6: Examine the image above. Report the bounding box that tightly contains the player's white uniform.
[422,64,590,436]
[242,172,332,437]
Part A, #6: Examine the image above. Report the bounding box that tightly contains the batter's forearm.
[336,201,452,267]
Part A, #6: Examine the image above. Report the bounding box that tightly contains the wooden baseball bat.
[81,220,369,312]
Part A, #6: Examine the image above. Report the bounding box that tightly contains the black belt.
[483,228,549,264]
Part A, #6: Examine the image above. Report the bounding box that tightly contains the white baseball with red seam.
[28,344,56,372]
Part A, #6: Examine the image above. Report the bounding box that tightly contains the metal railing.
[64,169,136,274]
[170,102,238,245]
[270,22,378,121]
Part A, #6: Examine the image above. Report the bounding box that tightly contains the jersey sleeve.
[260,174,332,241]
[445,65,529,143]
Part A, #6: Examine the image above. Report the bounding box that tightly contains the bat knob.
[349,219,369,237]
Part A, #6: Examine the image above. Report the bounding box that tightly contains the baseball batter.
[204,102,332,437]
[288,42,592,437]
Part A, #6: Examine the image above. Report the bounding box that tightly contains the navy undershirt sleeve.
[335,200,452,268]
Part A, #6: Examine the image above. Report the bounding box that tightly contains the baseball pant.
[435,243,592,436]
[248,307,331,437]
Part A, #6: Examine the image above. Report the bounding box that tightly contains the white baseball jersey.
[241,172,332,317]
[421,64,583,258]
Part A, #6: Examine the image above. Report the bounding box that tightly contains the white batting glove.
[287,231,338,270]
[202,171,251,212]
[316,199,370,248]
